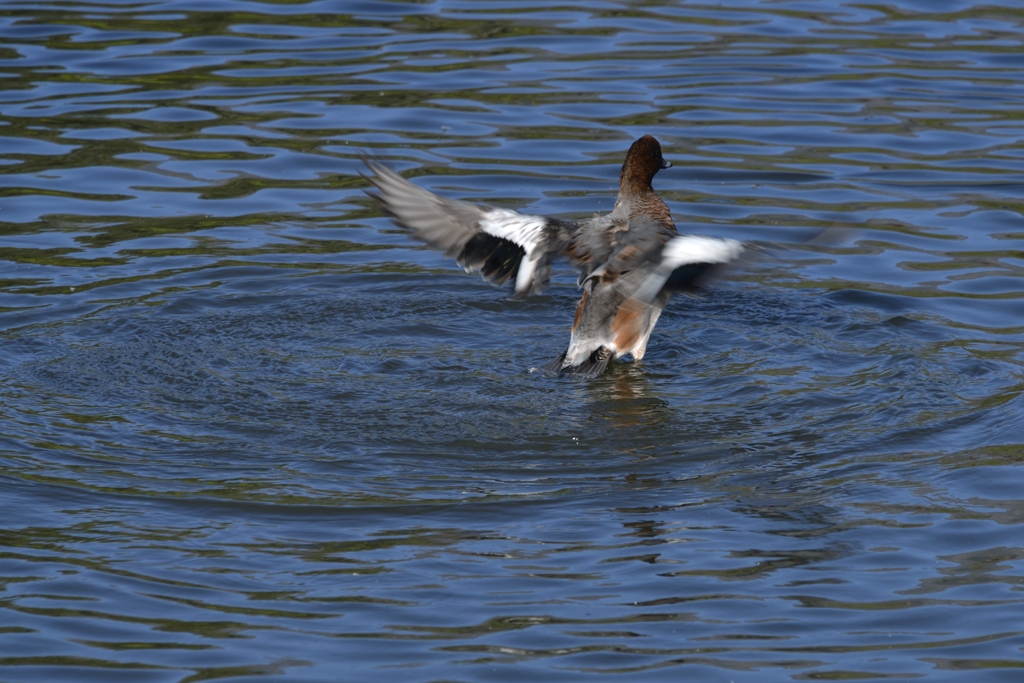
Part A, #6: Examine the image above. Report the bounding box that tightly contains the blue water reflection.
[1,0,1023,681]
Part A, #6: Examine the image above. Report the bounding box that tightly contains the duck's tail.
[542,347,612,377]
[541,352,568,374]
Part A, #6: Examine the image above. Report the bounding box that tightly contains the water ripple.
[2,0,1024,680]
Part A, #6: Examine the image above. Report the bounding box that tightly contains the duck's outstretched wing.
[622,233,745,305]
[361,158,575,296]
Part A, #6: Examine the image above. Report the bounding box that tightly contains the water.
[2,0,1024,680]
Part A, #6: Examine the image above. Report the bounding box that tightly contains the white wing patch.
[630,235,745,304]
[661,235,744,268]
[479,209,550,294]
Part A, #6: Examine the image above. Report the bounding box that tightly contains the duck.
[361,135,744,376]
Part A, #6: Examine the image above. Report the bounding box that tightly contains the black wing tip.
[663,261,721,292]
[459,232,524,288]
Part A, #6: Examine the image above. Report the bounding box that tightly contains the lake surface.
[2,0,1024,681]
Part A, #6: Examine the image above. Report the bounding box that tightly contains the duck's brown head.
[619,135,672,193]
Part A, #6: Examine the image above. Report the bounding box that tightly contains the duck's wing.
[563,213,618,282]
[362,158,576,297]
[622,233,746,305]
